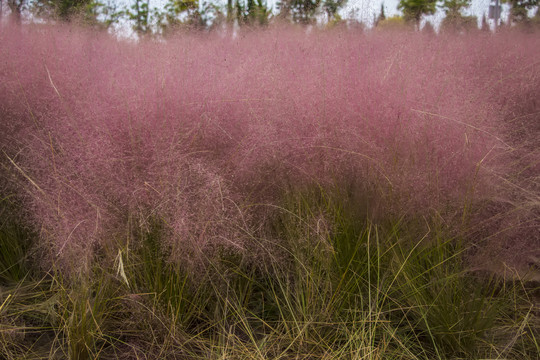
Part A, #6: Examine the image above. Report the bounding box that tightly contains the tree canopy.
[398,0,437,27]
[1,0,539,35]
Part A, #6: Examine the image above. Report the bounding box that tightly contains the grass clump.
[0,185,538,358]
[0,23,538,358]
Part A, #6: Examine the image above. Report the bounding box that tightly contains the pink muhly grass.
[0,23,538,274]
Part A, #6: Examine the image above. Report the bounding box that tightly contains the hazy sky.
[349,0,491,23]
[345,0,507,27]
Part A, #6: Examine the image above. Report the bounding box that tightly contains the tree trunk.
[7,0,24,24]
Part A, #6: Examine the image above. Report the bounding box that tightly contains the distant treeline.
[1,0,539,35]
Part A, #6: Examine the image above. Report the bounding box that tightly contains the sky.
[348,0,494,25]
[359,0,512,28]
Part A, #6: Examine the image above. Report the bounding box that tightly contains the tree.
[344,6,365,29]
[235,0,271,26]
[375,2,386,26]
[4,0,26,23]
[534,6,540,27]
[252,0,272,26]
[480,13,490,31]
[126,0,151,35]
[31,0,121,26]
[422,20,435,33]
[227,0,233,22]
[51,0,91,20]
[32,0,98,21]
[504,0,538,25]
[95,1,123,28]
[439,0,477,33]
[322,0,346,22]
[376,14,410,31]
[156,0,201,33]
[275,0,290,21]
[397,0,437,29]
[200,2,226,30]
[277,0,321,24]
[155,0,229,34]
[440,0,470,18]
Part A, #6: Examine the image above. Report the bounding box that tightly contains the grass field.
[1,24,539,359]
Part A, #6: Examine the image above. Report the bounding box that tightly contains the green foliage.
[440,0,470,15]
[376,15,411,31]
[158,0,201,32]
[92,1,123,28]
[30,0,121,27]
[504,0,539,23]
[438,0,478,33]
[392,237,504,356]
[0,186,538,358]
[398,0,437,27]
[440,14,477,33]
[32,0,94,21]
[127,219,210,328]
[0,219,32,284]
[154,0,228,34]
[4,0,27,23]
[263,185,539,358]
[375,2,386,26]
[0,278,57,358]
[234,0,272,26]
[126,0,151,35]
[322,0,346,21]
[277,0,321,24]
[51,272,122,359]
[533,7,540,26]
[49,0,91,20]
